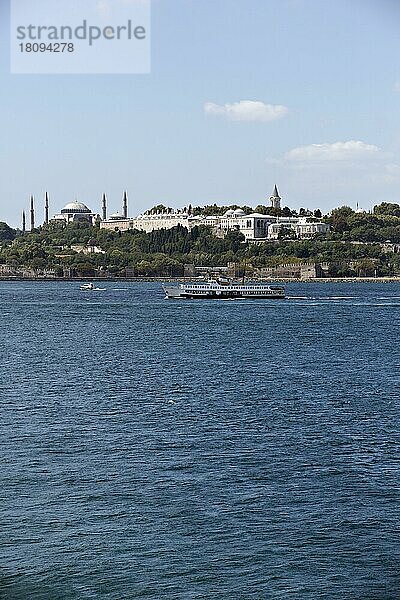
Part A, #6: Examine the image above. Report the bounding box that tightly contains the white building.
[100,212,134,231]
[52,201,99,225]
[100,209,222,233]
[133,209,192,232]
[219,211,329,241]
[100,207,329,240]
[70,244,105,255]
[294,219,330,239]
[218,209,276,240]
[266,218,329,239]
[99,185,329,240]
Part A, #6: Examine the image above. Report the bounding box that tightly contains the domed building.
[52,201,99,225]
[233,208,246,216]
[108,211,124,220]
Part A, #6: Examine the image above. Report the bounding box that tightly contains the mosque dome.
[233,208,245,216]
[224,209,235,217]
[61,202,91,214]
[109,212,122,220]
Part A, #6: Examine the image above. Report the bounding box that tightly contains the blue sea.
[0,281,399,600]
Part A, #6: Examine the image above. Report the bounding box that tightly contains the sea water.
[0,281,399,599]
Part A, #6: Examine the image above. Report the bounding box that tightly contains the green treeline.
[0,202,400,277]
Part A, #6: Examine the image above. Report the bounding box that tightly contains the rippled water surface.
[0,281,399,599]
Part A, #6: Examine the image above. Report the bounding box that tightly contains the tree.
[225,229,245,252]
[278,226,297,240]
[30,257,47,270]
[0,222,16,241]
[148,204,169,214]
[281,206,294,217]
[373,202,400,217]
[299,208,313,217]
[328,206,355,233]
[356,259,378,277]
[264,207,282,217]
[74,262,96,277]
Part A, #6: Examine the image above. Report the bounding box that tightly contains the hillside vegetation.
[0,203,399,277]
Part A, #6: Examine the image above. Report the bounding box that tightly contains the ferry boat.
[163,278,285,299]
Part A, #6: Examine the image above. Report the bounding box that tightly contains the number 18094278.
[19,43,74,52]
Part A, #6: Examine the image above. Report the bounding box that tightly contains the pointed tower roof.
[271,184,280,199]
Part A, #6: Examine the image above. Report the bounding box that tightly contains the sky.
[1,0,400,227]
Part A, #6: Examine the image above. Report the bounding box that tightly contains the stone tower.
[22,211,26,233]
[269,184,281,210]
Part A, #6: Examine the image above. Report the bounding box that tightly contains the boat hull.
[163,285,285,300]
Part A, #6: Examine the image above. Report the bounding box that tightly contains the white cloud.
[204,100,288,122]
[285,140,381,163]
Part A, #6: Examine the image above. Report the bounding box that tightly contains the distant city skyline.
[21,185,283,230]
[1,0,400,227]
[18,181,377,233]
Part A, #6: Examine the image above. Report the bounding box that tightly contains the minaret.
[30,195,35,230]
[269,184,281,210]
[123,190,128,218]
[22,211,26,233]
[102,193,107,220]
[44,191,49,224]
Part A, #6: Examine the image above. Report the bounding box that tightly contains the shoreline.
[0,276,399,283]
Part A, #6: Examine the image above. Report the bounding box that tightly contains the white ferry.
[163,278,285,299]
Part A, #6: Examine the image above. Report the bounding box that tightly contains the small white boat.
[80,283,105,291]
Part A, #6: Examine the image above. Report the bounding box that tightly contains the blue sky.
[1,0,400,226]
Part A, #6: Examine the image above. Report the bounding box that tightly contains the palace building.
[23,185,330,241]
[99,185,329,240]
